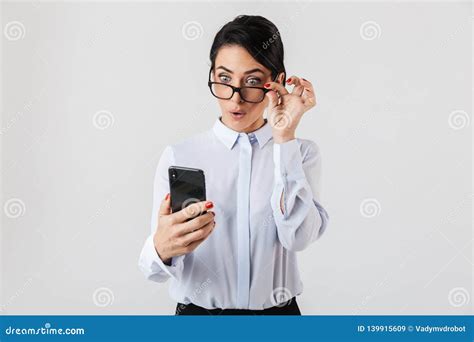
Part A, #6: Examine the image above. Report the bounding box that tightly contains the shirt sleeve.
[270,139,330,252]
[138,145,186,282]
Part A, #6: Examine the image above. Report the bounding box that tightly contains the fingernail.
[264,83,271,88]
[302,78,307,81]
[165,193,170,200]
[287,78,292,83]
[205,201,214,209]
[211,211,215,216]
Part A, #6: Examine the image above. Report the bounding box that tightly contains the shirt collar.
[212,116,273,150]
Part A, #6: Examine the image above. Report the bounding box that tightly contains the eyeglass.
[207,68,278,104]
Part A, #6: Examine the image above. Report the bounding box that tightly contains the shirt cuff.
[273,139,306,183]
[142,235,184,279]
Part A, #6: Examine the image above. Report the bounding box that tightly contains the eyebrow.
[215,66,265,75]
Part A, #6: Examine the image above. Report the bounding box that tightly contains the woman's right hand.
[153,194,216,265]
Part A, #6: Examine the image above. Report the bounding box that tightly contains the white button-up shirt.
[138,117,329,310]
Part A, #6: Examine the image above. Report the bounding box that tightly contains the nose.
[230,90,243,103]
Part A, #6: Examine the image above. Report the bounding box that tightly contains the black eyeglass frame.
[207,68,280,104]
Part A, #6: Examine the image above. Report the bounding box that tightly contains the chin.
[223,112,249,128]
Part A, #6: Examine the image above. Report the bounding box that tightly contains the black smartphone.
[168,166,206,217]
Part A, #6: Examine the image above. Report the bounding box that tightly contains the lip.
[229,110,247,120]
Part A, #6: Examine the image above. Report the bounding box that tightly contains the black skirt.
[175,297,301,315]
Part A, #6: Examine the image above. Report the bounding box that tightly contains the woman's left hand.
[264,76,317,144]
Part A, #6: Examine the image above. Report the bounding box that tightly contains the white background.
[1,1,472,315]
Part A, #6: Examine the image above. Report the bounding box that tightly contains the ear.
[277,72,286,85]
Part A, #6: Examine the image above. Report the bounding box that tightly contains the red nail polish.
[165,193,170,200]
[205,202,214,209]
[287,78,292,83]
[264,83,270,88]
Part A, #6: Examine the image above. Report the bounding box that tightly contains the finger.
[181,234,208,253]
[171,200,213,224]
[287,76,306,97]
[293,84,305,97]
[176,211,215,236]
[287,75,302,87]
[303,93,317,108]
[299,78,314,95]
[300,78,313,89]
[180,220,215,246]
[265,90,279,109]
[263,81,289,97]
[299,78,317,107]
[159,193,171,216]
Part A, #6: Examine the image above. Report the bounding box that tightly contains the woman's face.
[212,45,281,133]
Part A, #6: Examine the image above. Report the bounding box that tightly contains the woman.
[138,15,329,315]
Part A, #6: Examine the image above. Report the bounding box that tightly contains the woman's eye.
[219,75,231,83]
[246,78,261,86]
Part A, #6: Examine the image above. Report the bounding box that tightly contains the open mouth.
[230,111,246,119]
